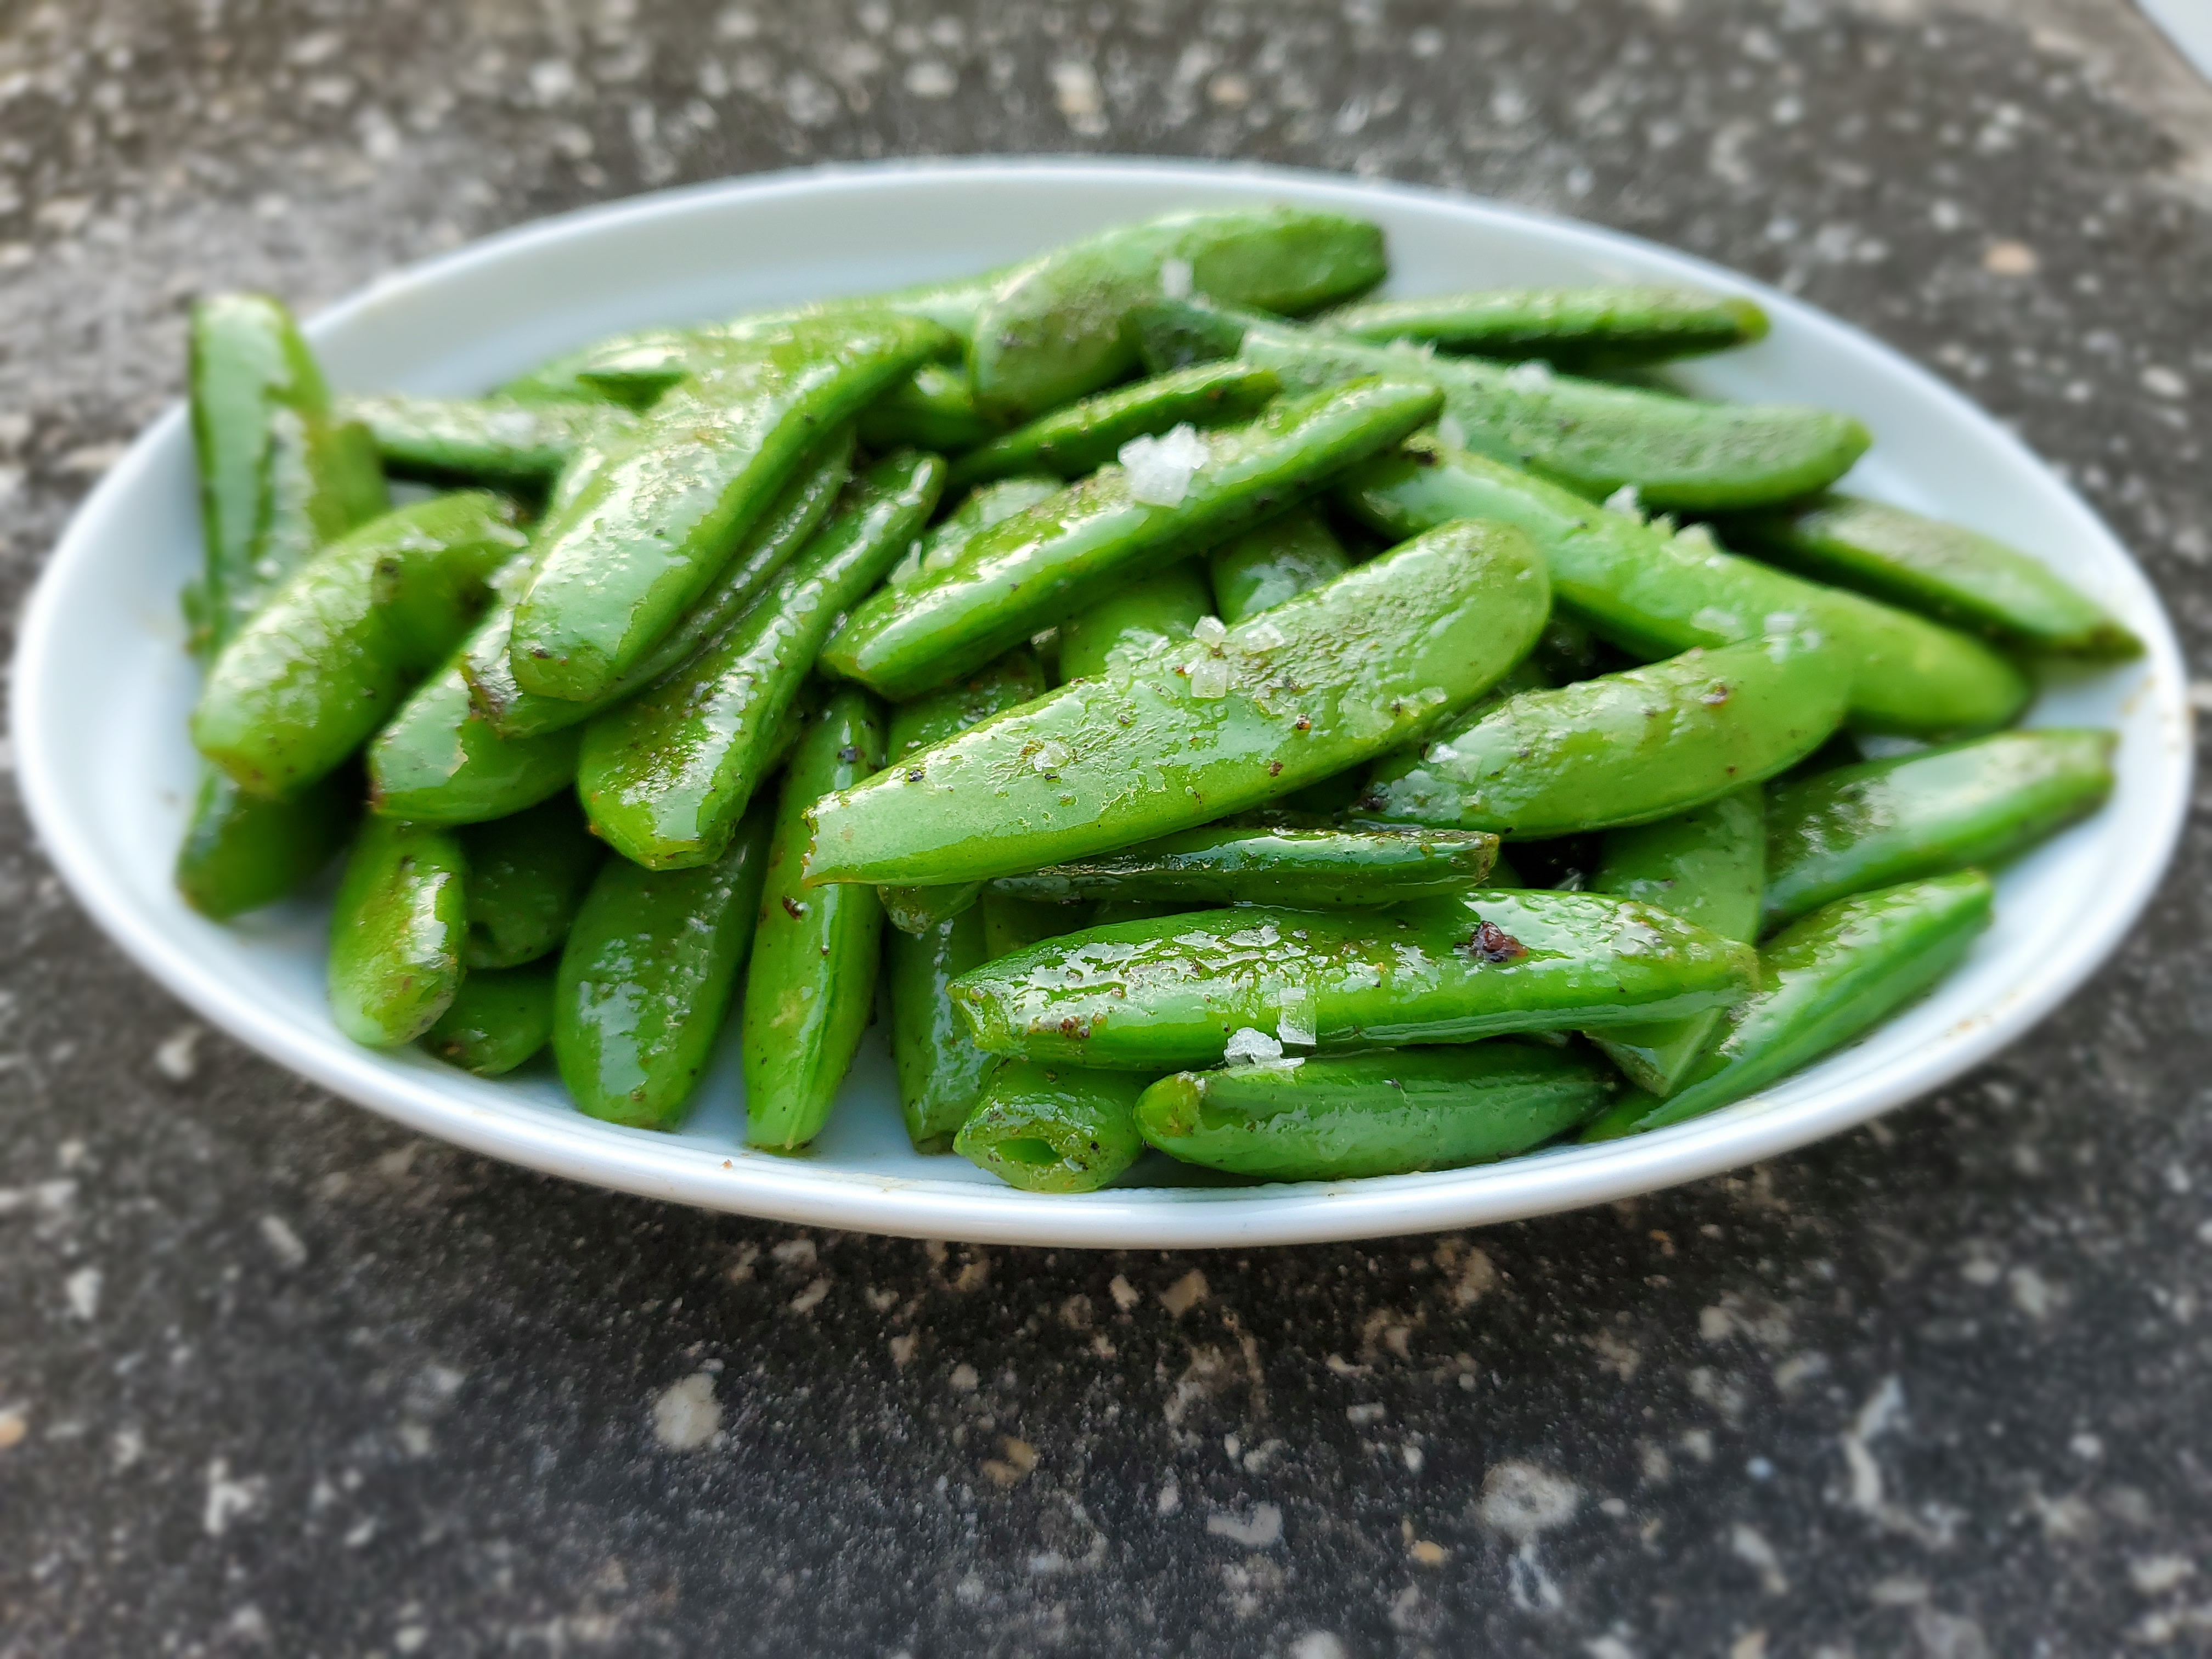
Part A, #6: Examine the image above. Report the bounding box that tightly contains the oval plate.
[12,159,2190,1248]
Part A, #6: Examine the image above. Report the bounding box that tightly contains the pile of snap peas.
[175,205,2131,1196]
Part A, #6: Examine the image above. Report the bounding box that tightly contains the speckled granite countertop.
[3,2,2211,1654]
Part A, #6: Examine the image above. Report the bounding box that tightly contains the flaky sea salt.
[1188,656,1232,698]
[1159,256,1194,299]
[1503,359,1555,392]
[1119,424,1209,506]
[1602,483,1642,521]
[1192,614,1228,646]
[1223,1027,1284,1066]
[1277,987,1317,1048]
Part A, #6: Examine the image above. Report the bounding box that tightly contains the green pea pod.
[980,891,1093,960]
[1359,634,1848,837]
[176,770,358,921]
[989,824,1499,908]
[1338,438,2032,736]
[889,905,997,1153]
[459,795,604,969]
[1136,1042,1618,1181]
[192,493,531,800]
[420,962,557,1076]
[946,362,1282,492]
[742,692,889,1151]
[821,376,1444,699]
[498,325,700,408]
[953,1060,1153,1194]
[508,312,952,702]
[463,432,853,741]
[1056,560,1214,684]
[327,816,467,1048]
[888,475,1063,595]
[949,887,1759,1072]
[1726,493,2141,659]
[1133,299,1867,511]
[1208,505,1353,624]
[1762,730,2115,933]
[1586,787,1767,1096]
[878,647,1048,935]
[858,362,1003,453]
[970,206,1387,419]
[554,793,776,1128]
[579,451,946,870]
[1318,286,1769,368]
[337,394,634,489]
[1583,871,1995,1140]
[807,517,1550,888]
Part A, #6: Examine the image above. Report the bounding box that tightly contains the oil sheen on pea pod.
[191,493,531,800]
[578,450,945,870]
[1131,298,1867,512]
[420,961,557,1076]
[326,817,467,1048]
[507,311,952,703]
[1761,729,2116,934]
[1358,634,1848,838]
[1585,787,1767,1096]
[1055,560,1214,684]
[877,647,1048,936]
[1135,1042,1619,1181]
[464,432,853,741]
[1582,870,1995,1141]
[1318,285,1769,368]
[176,770,359,922]
[889,905,996,1153]
[887,475,1065,597]
[821,376,1443,700]
[1207,505,1353,625]
[968,205,1388,419]
[946,362,1282,491]
[742,693,889,1151]
[807,517,1547,889]
[980,891,1093,961]
[1337,438,2032,737]
[554,794,776,1129]
[988,823,1499,909]
[459,795,603,969]
[952,1059,1153,1194]
[948,888,1759,1073]
[1725,493,2141,658]
[338,394,635,490]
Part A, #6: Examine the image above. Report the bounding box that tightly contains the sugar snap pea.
[1207,505,1353,625]
[176,771,358,922]
[554,793,775,1128]
[1319,286,1769,368]
[742,692,889,1151]
[946,362,1282,491]
[980,891,1092,961]
[953,1059,1153,1193]
[1056,560,1214,683]
[193,493,531,800]
[580,450,945,870]
[340,393,633,489]
[969,206,1387,418]
[1359,634,1848,837]
[326,816,467,1048]
[1587,787,1766,1095]
[858,362,1003,454]
[1727,493,2141,658]
[1583,871,1995,1139]
[509,312,951,702]
[948,887,1759,1072]
[421,962,557,1076]
[1136,1042,1618,1181]
[988,823,1499,909]
[806,517,1550,888]
[889,904,997,1153]
[459,795,603,969]
[1761,730,2115,933]
[1339,439,2032,736]
[889,475,1065,595]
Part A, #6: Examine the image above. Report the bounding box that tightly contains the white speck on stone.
[1346,1402,1386,1426]
[203,1459,266,1535]
[1840,1375,1904,1512]
[949,1363,980,1393]
[1604,484,1643,520]
[1051,61,1107,134]
[650,1372,721,1451]
[2130,1554,2194,1594]
[258,1215,307,1269]
[1192,614,1227,647]
[1503,360,1555,392]
[771,1236,816,1268]
[789,1277,830,1314]
[1187,657,1233,698]
[904,60,956,98]
[1961,1255,2002,1286]
[1119,424,1209,506]
[154,1024,201,1082]
[2142,365,2188,400]
[1288,1635,1347,1659]
[1223,1028,1284,1067]
[64,1266,100,1321]
[1108,1274,1140,1311]
[1159,257,1194,300]
[1731,1522,1789,1594]
[1728,1634,1765,1659]
[528,58,577,103]
[111,1427,142,1470]
[888,1333,917,1367]
[2007,1264,2058,1319]
[1585,1639,1636,1659]
[1479,1460,1580,1539]
[1206,1502,1283,1548]
[394,1627,427,1654]
[1870,1575,1929,1606]
[2070,1431,2103,1460]
[1156,1477,1181,1514]
[1158,1269,1209,1317]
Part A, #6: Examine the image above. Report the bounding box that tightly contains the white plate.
[13,159,2190,1248]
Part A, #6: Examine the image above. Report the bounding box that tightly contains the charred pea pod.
[1055,560,1214,684]
[988,823,1499,909]
[458,795,604,969]
[1207,505,1353,625]
[946,362,1282,491]
[1761,730,2117,933]
[952,1060,1153,1194]
[420,962,557,1076]
[1318,285,1769,368]
[338,394,635,490]
[326,816,467,1048]
[1135,1042,1619,1181]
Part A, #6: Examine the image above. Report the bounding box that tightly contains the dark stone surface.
[3,1,2211,1653]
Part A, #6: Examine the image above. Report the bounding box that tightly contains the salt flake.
[1223,1027,1284,1066]
[1192,614,1228,646]
[1188,656,1232,699]
[1602,483,1643,521]
[1159,257,1194,299]
[1119,424,1209,506]
[1503,359,1555,392]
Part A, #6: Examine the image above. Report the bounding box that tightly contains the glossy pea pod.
[979,891,1093,960]
[1336,438,2033,737]
[1585,787,1767,1096]
[805,517,1551,889]
[857,362,1005,454]
[327,816,468,1048]
[458,795,604,969]
[1318,285,1769,368]
[1358,634,1849,837]
[889,904,998,1153]
[1582,871,1996,1140]
[988,823,1500,909]
[420,962,557,1076]
[554,794,776,1129]
[507,311,951,703]
[953,1060,1154,1194]
[1135,1042,1620,1182]
[1761,730,2117,933]
[337,393,635,490]
[821,375,1446,700]
[887,474,1065,597]
[742,692,889,1151]
[947,887,1760,1073]
[945,362,1282,491]
[192,492,531,800]
[1207,505,1353,625]
[1054,560,1214,684]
